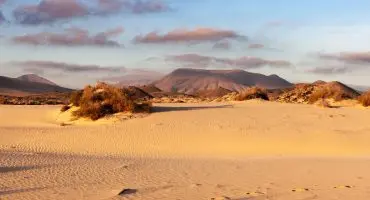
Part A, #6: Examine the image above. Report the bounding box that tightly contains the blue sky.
[1,0,370,88]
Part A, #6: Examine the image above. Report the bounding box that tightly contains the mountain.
[104,70,165,87]
[17,74,57,86]
[0,75,72,96]
[153,68,293,94]
[194,87,233,98]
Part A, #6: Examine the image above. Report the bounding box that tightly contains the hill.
[17,74,57,86]
[276,81,360,104]
[0,75,71,96]
[153,68,293,94]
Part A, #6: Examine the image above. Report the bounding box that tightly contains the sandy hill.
[153,68,293,95]
[276,81,360,103]
[0,75,71,96]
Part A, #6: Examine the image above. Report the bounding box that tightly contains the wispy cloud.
[0,0,6,6]
[306,51,370,75]
[12,27,124,47]
[212,40,231,49]
[11,60,126,73]
[135,28,247,44]
[97,0,169,14]
[248,43,264,49]
[167,53,292,69]
[0,10,5,23]
[319,52,370,64]
[13,0,89,25]
[307,66,350,75]
[12,0,170,25]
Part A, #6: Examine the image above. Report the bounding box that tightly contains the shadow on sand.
[0,187,48,196]
[0,166,40,173]
[152,104,233,113]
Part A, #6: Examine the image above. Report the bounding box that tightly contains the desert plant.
[72,83,151,120]
[69,90,83,106]
[60,105,71,112]
[358,91,370,107]
[0,96,6,104]
[234,87,269,101]
[309,87,353,104]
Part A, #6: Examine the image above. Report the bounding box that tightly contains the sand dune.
[1,101,370,199]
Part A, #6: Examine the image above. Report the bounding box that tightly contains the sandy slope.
[1,101,370,199]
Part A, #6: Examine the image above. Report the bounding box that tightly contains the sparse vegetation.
[70,82,151,120]
[358,91,370,107]
[0,96,5,104]
[234,87,269,101]
[309,86,354,104]
[69,90,83,106]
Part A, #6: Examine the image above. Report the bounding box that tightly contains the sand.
[1,100,370,199]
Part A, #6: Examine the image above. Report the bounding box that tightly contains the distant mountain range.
[153,68,293,94]
[1,69,367,98]
[0,74,71,96]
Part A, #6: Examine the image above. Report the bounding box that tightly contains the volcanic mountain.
[153,68,293,94]
[0,74,71,96]
[17,74,58,86]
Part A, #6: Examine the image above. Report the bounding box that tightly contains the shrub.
[234,87,269,101]
[60,105,71,112]
[359,91,370,107]
[309,87,352,104]
[70,90,83,106]
[71,83,151,120]
[0,96,5,104]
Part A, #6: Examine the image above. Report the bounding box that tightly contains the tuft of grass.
[71,82,151,120]
[234,87,269,101]
[358,91,370,107]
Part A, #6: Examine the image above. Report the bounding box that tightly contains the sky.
[1,0,370,88]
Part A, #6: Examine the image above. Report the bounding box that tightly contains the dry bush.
[71,83,151,120]
[60,105,71,112]
[69,90,83,106]
[0,96,5,104]
[358,91,370,107]
[309,87,352,104]
[234,87,269,101]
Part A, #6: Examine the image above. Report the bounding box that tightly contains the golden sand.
[1,101,370,199]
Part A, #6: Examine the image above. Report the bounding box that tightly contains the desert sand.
[1,100,370,199]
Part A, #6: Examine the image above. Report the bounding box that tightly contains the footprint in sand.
[211,196,231,200]
[246,191,265,197]
[333,185,354,189]
[292,188,310,192]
